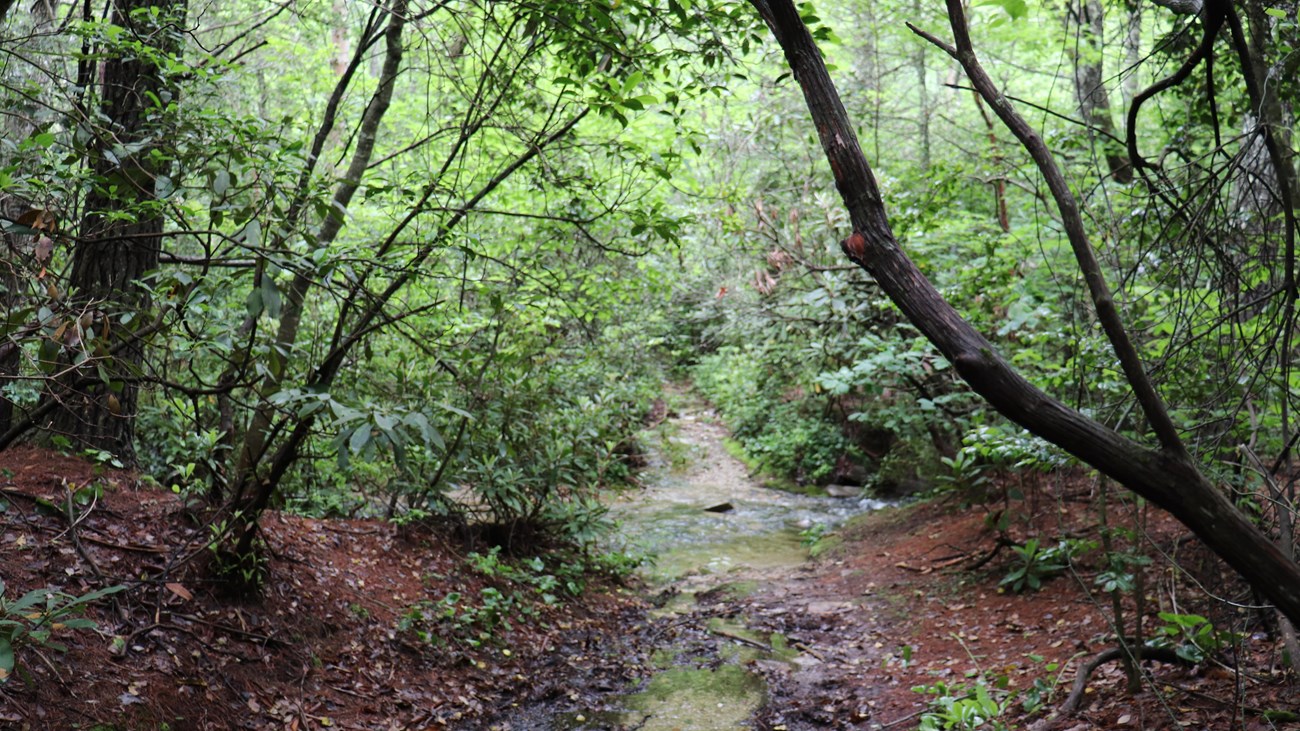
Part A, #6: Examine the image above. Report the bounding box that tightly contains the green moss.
[643,532,809,583]
[650,647,682,668]
[807,531,843,558]
[720,436,759,470]
[624,666,765,730]
[714,580,759,600]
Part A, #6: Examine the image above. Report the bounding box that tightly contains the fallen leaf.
[165,582,193,601]
[16,208,57,231]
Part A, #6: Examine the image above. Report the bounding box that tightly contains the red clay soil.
[0,446,651,730]
[0,446,1297,730]
[736,471,1300,730]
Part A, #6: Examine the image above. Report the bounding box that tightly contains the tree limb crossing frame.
[748,0,1300,625]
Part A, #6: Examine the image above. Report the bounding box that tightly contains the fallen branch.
[966,536,1014,571]
[708,627,771,650]
[80,534,169,553]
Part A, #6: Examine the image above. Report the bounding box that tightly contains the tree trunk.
[223,0,409,555]
[748,0,1300,626]
[44,0,185,462]
[1067,0,1132,183]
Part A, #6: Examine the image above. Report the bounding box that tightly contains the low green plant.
[586,548,648,582]
[960,425,1069,472]
[934,448,990,502]
[999,538,1066,593]
[1018,653,1064,714]
[398,546,644,649]
[913,679,1011,731]
[207,514,269,591]
[1094,550,1151,594]
[0,582,124,682]
[1149,612,1236,663]
[398,588,524,649]
[799,522,829,547]
[81,448,125,470]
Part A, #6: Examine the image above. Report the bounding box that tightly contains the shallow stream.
[558,398,889,729]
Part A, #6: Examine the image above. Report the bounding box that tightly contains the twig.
[172,612,285,647]
[79,534,168,553]
[63,486,103,580]
[879,709,925,728]
[967,537,1014,571]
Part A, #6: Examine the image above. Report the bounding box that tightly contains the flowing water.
[556,397,890,729]
[609,405,888,588]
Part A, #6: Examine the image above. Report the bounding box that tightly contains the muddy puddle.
[549,397,889,730]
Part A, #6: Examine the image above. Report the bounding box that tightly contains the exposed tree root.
[1061,645,1192,713]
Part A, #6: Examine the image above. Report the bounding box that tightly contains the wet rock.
[832,454,876,486]
[824,484,861,498]
[703,502,734,513]
[804,601,854,615]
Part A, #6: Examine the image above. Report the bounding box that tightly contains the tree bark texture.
[45,0,185,461]
[749,0,1300,626]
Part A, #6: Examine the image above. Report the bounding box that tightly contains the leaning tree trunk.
[748,0,1300,626]
[44,0,184,462]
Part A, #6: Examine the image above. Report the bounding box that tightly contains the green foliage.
[1,0,1296,628]
[798,522,830,547]
[934,448,991,502]
[999,538,1086,593]
[206,515,268,591]
[1149,613,1237,664]
[914,680,1011,731]
[1017,654,1064,715]
[915,654,1066,728]
[0,582,123,682]
[1094,550,1151,595]
[959,426,1069,473]
[693,346,851,484]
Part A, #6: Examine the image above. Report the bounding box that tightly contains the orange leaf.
[16,208,57,232]
[165,582,192,601]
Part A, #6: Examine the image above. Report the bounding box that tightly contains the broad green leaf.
[0,638,12,681]
[349,424,371,454]
[213,169,231,197]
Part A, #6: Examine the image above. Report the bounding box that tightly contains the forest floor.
[1,396,1298,729]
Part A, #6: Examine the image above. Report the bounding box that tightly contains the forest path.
[540,387,892,730]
